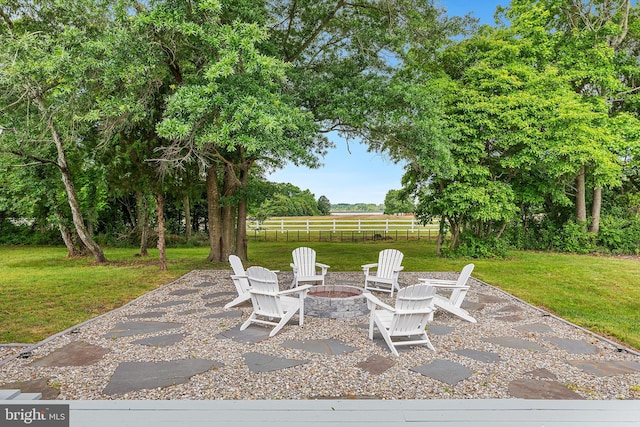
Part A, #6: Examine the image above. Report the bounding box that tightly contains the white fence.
[247,217,439,242]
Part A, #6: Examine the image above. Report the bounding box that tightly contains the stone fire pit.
[305,285,369,319]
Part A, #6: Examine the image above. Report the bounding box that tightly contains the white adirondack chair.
[364,284,436,356]
[224,255,251,309]
[290,247,330,288]
[362,249,404,297]
[419,263,476,323]
[241,266,312,337]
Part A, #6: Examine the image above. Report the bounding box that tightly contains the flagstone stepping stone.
[131,333,186,347]
[544,338,597,355]
[410,359,473,386]
[170,289,199,296]
[104,321,183,338]
[193,281,218,288]
[514,323,555,334]
[477,294,507,304]
[0,378,59,400]
[102,359,222,395]
[281,339,358,355]
[29,342,108,367]
[496,304,523,313]
[508,379,584,399]
[461,301,485,311]
[428,324,455,336]
[176,309,208,316]
[451,349,501,363]
[498,315,524,322]
[216,325,270,344]
[243,352,309,373]
[356,355,395,375]
[526,368,557,380]
[204,300,229,308]
[203,310,243,319]
[148,300,190,309]
[126,311,166,319]
[481,337,548,352]
[202,291,236,300]
[566,359,640,377]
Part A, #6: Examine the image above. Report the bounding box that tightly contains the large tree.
[503,0,640,233]
[0,0,109,262]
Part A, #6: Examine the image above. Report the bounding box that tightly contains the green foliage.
[330,203,384,213]
[442,232,509,259]
[316,195,331,216]
[383,189,415,215]
[251,182,321,217]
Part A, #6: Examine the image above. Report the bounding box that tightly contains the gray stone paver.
[281,338,358,355]
[243,352,309,373]
[482,336,548,352]
[126,311,167,319]
[202,310,243,319]
[514,323,555,334]
[201,291,237,300]
[566,360,640,377]
[451,349,501,363]
[103,359,222,395]
[216,324,270,344]
[148,300,190,309]
[170,289,199,296]
[410,359,474,386]
[544,338,597,355]
[103,321,183,338]
[131,333,186,347]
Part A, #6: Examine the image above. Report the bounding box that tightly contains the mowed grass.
[1,242,639,350]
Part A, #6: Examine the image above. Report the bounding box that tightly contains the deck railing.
[247,217,439,242]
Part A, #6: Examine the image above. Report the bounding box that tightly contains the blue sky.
[268,1,504,205]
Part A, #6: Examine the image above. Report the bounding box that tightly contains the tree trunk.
[156,193,167,271]
[220,165,237,260]
[206,164,223,262]
[136,191,149,256]
[589,187,602,233]
[56,210,80,257]
[236,198,248,260]
[38,98,106,263]
[184,193,192,241]
[235,165,251,261]
[436,218,445,256]
[575,165,587,231]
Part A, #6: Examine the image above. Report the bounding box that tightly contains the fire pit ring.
[305,285,369,319]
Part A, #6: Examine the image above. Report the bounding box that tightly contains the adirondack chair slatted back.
[229,255,250,295]
[378,249,403,280]
[292,247,316,277]
[449,264,474,308]
[246,266,283,317]
[389,284,435,336]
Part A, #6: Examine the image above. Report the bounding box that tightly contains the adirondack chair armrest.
[280,284,312,296]
[395,266,405,272]
[290,263,298,271]
[315,262,330,269]
[419,278,461,287]
[363,292,395,312]
[361,263,378,274]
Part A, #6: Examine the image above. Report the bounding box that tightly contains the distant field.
[247,215,439,242]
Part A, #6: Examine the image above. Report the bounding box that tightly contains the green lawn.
[1,242,639,350]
